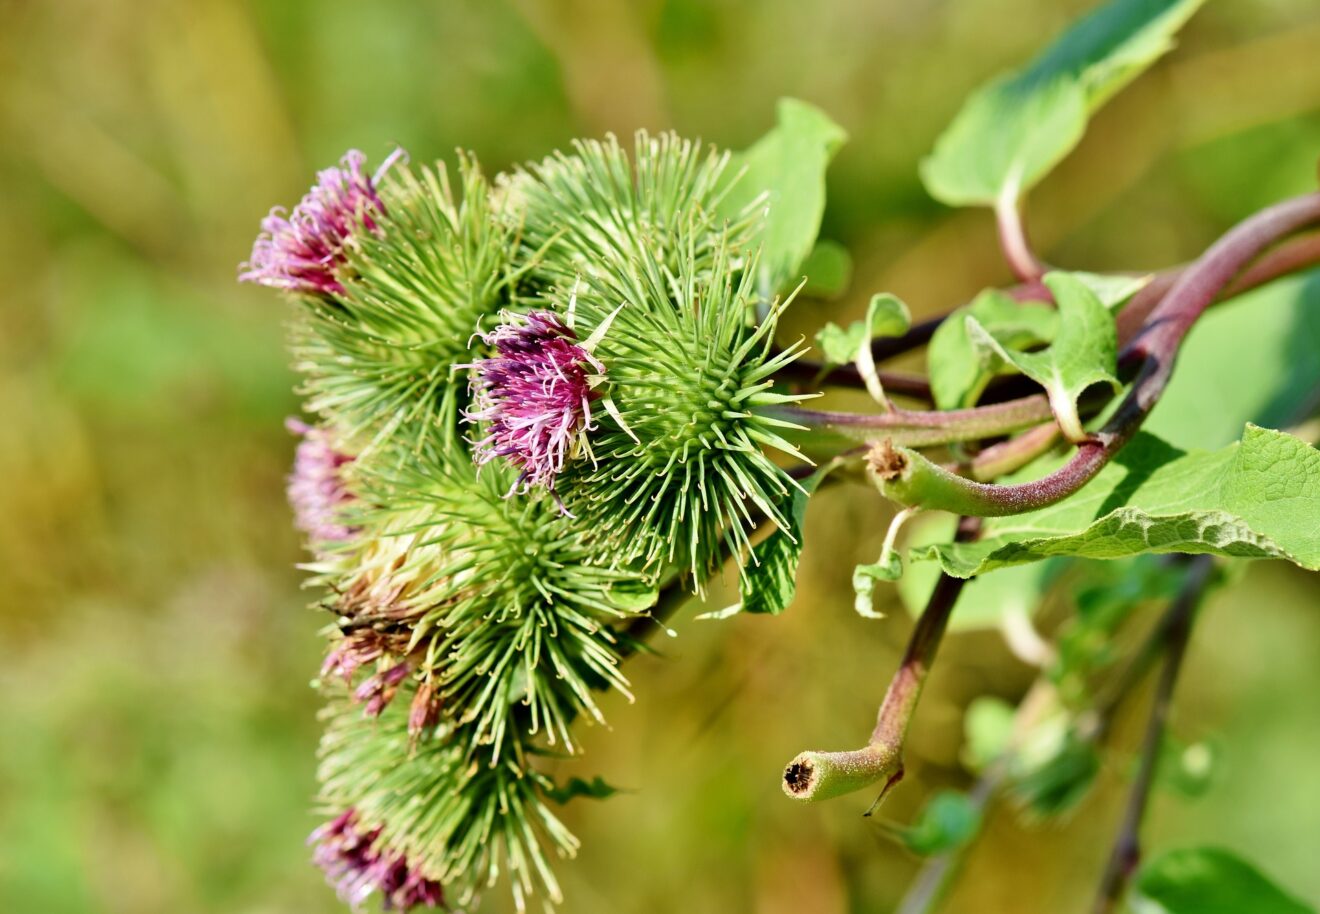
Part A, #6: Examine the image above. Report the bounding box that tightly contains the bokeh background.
[3,0,1320,911]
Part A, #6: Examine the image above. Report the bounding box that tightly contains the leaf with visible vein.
[967,271,1120,440]
[917,425,1320,578]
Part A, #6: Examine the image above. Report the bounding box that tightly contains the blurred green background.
[3,1,1320,911]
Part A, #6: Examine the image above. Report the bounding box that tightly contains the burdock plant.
[245,1,1320,910]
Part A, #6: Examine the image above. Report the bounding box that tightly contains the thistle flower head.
[286,418,358,546]
[242,149,400,296]
[310,809,445,912]
[465,310,603,499]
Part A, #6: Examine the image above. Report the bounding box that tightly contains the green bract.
[294,156,514,448]
[498,133,812,585]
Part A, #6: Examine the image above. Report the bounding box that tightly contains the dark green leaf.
[541,776,622,805]
[1135,847,1315,914]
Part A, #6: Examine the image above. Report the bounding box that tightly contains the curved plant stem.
[776,360,934,401]
[996,186,1045,283]
[965,422,1061,481]
[781,518,980,803]
[767,395,1054,448]
[890,193,1320,517]
[1092,555,1215,914]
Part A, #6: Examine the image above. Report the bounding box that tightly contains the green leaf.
[1155,737,1219,799]
[816,293,912,371]
[917,425,1320,579]
[852,551,902,618]
[967,272,1120,441]
[899,791,982,856]
[721,98,847,295]
[927,288,1057,410]
[815,321,868,367]
[799,239,853,299]
[541,775,622,805]
[1135,847,1316,914]
[921,0,1206,207]
[962,696,1016,772]
[1071,270,1152,311]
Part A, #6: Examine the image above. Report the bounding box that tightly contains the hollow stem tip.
[782,744,900,802]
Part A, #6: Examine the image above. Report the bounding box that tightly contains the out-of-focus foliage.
[3,1,1320,912]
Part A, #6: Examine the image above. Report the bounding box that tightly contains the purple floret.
[241,149,402,296]
[311,810,446,911]
[286,418,357,544]
[464,311,603,502]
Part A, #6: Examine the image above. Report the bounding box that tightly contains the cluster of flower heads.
[247,136,805,911]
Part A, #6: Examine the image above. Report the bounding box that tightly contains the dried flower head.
[286,419,357,545]
[242,149,401,296]
[311,809,445,912]
[464,310,604,500]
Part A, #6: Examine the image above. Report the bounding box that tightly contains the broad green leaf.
[1148,270,1320,449]
[962,696,1016,772]
[541,775,621,804]
[1135,847,1315,914]
[899,791,982,856]
[921,0,1205,207]
[799,239,853,299]
[916,425,1320,579]
[967,272,1120,441]
[897,512,1058,632]
[927,288,1058,410]
[721,98,847,296]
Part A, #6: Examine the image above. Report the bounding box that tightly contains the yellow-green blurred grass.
[2,1,1320,911]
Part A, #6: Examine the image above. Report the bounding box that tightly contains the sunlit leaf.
[921,0,1205,207]
[917,425,1320,578]
[721,98,847,295]
[927,288,1057,410]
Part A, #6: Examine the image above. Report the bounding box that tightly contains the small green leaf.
[899,791,982,856]
[1155,737,1219,799]
[918,425,1320,578]
[721,98,847,295]
[852,551,902,618]
[815,322,869,367]
[1135,847,1315,914]
[921,0,1206,206]
[815,292,912,372]
[962,696,1016,772]
[927,288,1057,410]
[799,239,853,299]
[541,776,621,804]
[967,272,1120,441]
